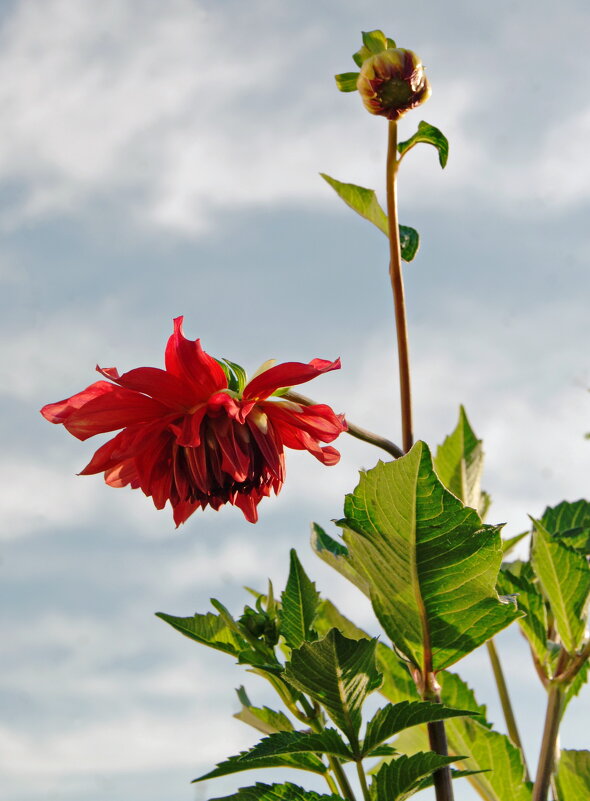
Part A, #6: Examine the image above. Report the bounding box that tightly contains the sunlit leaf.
[498,560,547,666]
[209,781,344,801]
[284,628,381,745]
[341,443,521,671]
[280,549,320,649]
[541,499,590,554]
[311,525,369,596]
[195,750,328,783]
[398,121,449,168]
[240,728,353,762]
[555,750,590,800]
[234,687,293,735]
[156,610,244,656]
[334,72,359,92]
[434,405,485,511]
[531,517,590,653]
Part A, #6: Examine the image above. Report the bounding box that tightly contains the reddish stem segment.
[386,120,413,453]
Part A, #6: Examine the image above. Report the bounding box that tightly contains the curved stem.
[532,684,564,801]
[386,120,413,453]
[486,639,530,779]
[283,391,403,459]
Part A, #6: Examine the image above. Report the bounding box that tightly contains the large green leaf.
[555,750,590,800]
[398,121,449,168]
[531,518,590,653]
[498,561,547,666]
[363,700,475,757]
[434,406,485,513]
[541,499,590,554]
[444,718,532,801]
[280,549,320,649]
[234,687,293,735]
[310,525,369,596]
[320,174,420,261]
[372,752,461,801]
[195,750,328,783]
[240,729,353,762]
[156,610,244,656]
[284,628,381,746]
[209,782,344,801]
[342,442,520,671]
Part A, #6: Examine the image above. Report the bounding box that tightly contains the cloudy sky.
[2,1,589,799]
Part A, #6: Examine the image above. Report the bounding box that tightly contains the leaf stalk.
[532,683,565,801]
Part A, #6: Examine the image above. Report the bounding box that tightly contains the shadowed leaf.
[280,549,320,649]
[240,729,353,762]
[373,752,461,801]
[398,121,449,168]
[209,782,344,801]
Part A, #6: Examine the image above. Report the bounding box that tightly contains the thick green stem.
[284,390,403,458]
[486,639,530,779]
[532,684,565,801]
[355,760,372,801]
[386,120,413,453]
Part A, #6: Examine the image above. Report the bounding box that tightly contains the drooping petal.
[246,410,283,481]
[60,385,172,441]
[242,357,341,401]
[234,491,259,523]
[97,365,196,409]
[41,381,117,424]
[276,421,342,465]
[263,401,346,444]
[164,317,227,399]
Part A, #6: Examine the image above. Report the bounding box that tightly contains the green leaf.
[195,750,328,783]
[363,700,475,757]
[313,598,370,640]
[398,121,449,168]
[311,525,369,596]
[156,610,244,656]
[223,359,248,393]
[399,225,420,262]
[565,656,589,710]
[352,30,393,67]
[556,750,590,800]
[541,499,590,554]
[372,752,461,801]
[334,72,359,92]
[284,628,381,745]
[434,405,485,512]
[531,517,590,653]
[321,174,388,235]
[280,550,320,649]
[498,561,547,666]
[209,782,343,801]
[234,687,293,735]
[241,729,353,762]
[320,174,419,261]
[342,442,521,671]
[502,531,529,557]
[438,671,490,726]
[444,718,532,801]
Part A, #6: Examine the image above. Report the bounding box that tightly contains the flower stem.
[386,120,413,453]
[355,760,372,801]
[283,391,403,458]
[532,684,565,801]
[486,639,530,779]
[422,675,455,801]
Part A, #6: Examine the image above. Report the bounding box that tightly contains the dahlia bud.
[357,48,431,121]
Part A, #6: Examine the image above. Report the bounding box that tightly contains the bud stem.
[386,120,413,453]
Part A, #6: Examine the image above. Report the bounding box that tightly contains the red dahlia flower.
[41,317,346,525]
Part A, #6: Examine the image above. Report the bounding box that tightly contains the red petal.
[61,385,171,441]
[263,402,346,443]
[246,413,283,481]
[242,358,341,401]
[164,317,227,399]
[97,365,196,409]
[271,418,342,465]
[41,381,116,425]
[234,492,259,523]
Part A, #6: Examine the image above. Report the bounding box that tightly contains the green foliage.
[398,121,449,168]
[352,29,396,67]
[334,72,360,92]
[280,549,320,649]
[363,700,475,757]
[502,531,529,556]
[310,525,369,596]
[498,561,548,667]
[341,442,520,670]
[240,729,353,762]
[372,752,461,801]
[284,629,381,746]
[194,751,328,783]
[209,782,344,801]
[541,499,590,554]
[555,750,590,800]
[156,609,244,656]
[434,405,485,512]
[320,174,420,261]
[531,517,590,653]
[234,687,293,735]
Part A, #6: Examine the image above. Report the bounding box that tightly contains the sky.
[1,1,589,800]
